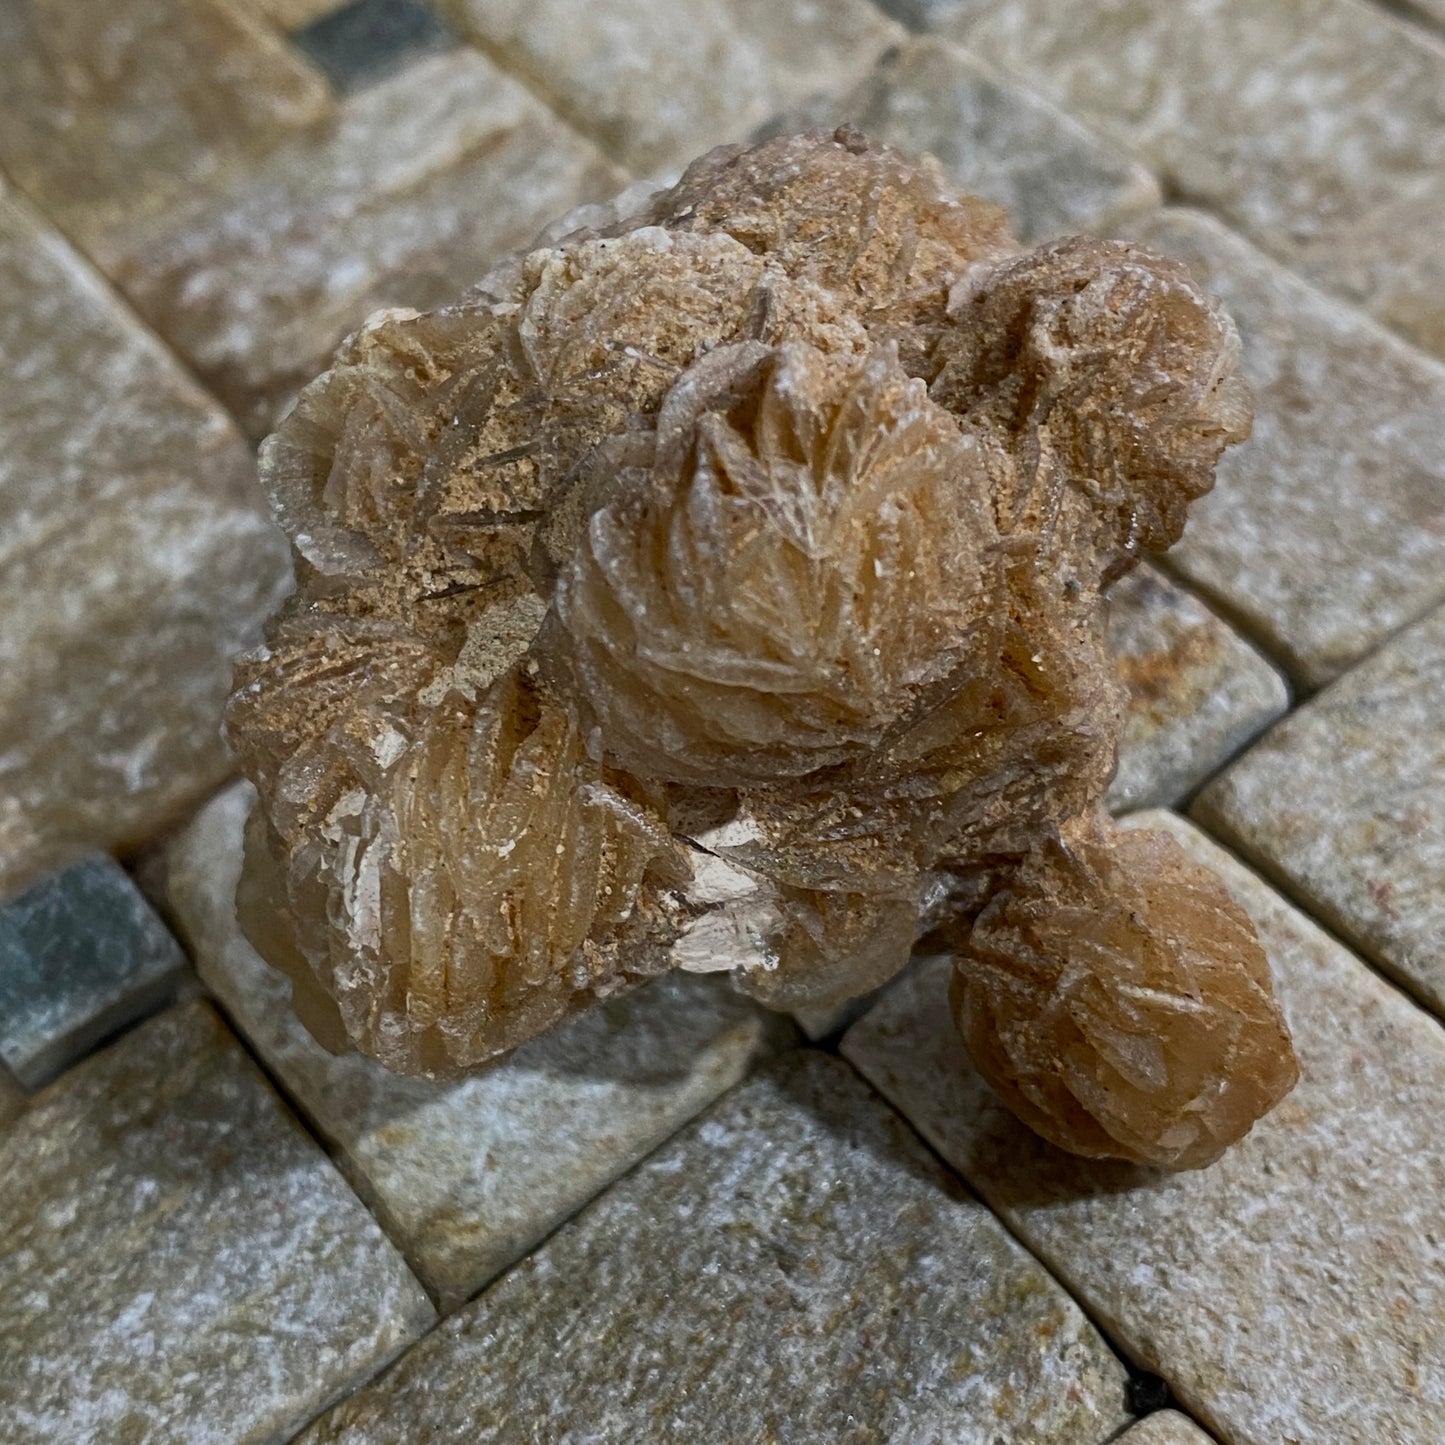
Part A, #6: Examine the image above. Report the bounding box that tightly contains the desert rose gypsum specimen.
[225,129,1299,1171]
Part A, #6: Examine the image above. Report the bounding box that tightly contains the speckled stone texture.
[1105,565,1288,812]
[0,855,186,1088]
[298,1051,1131,1443]
[435,0,903,172]
[843,813,1445,1445]
[0,1000,434,1444]
[765,37,1159,242]
[163,781,781,1311]
[0,0,331,256]
[936,0,1445,361]
[109,49,624,438]
[0,183,290,897]
[1118,210,1445,688]
[1115,209,1445,687]
[1116,1413,1215,1444]
[1196,605,1445,1019]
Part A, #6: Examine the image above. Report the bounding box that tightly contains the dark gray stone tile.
[0,854,186,1087]
[292,0,456,93]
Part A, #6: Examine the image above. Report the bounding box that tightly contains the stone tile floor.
[0,1,1441,1440]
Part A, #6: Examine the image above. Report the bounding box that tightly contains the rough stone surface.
[843,812,1445,1445]
[766,38,1160,243]
[1116,1414,1216,1445]
[1106,564,1289,812]
[163,781,781,1311]
[1122,209,1445,687]
[0,0,331,256]
[109,49,625,438]
[0,999,435,1443]
[298,1051,1131,1443]
[0,855,187,1088]
[941,0,1445,360]
[0,185,291,898]
[1195,604,1445,1018]
[435,0,903,172]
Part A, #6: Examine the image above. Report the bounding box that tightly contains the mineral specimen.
[227,128,1298,1167]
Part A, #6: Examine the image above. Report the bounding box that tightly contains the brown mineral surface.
[228,128,1297,1166]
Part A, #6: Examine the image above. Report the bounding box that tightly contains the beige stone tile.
[1195,604,1445,1019]
[0,999,434,1443]
[161,781,784,1312]
[936,0,1445,360]
[109,48,625,438]
[1107,565,1289,813]
[435,0,903,173]
[764,37,1159,243]
[1117,1413,1216,1444]
[0,187,290,899]
[842,812,1445,1445]
[0,0,331,255]
[1120,209,1445,688]
[297,1051,1132,1442]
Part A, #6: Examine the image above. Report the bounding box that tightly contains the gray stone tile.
[108,48,625,438]
[292,0,457,92]
[162,781,784,1312]
[1194,604,1445,1019]
[297,1050,1132,1443]
[1106,565,1289,813]
[0,0,331,257]
[0,999,434,1444]
[0,184,291,899]
[1121,209,1445,688]
[0,855,186,1088]
[763,37,1160,243]
[435,0,903,173]
[842,812,1445,1445]
[935,0,1445,361]
[1117,1413,1215,1445]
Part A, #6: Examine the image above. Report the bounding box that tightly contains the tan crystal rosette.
[226,129,1298,1170]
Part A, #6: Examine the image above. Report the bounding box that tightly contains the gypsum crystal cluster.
[227,128,1299,1170]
